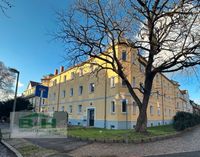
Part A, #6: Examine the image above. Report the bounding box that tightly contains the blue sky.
[0,0,72,94]
[0,0,199,103]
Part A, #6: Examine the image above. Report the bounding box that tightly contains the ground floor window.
[69,105,72,113]
[122,99,127,113]
[78,104,82,113]
[132,101,137,115]
[61,106,64,111]
[111,101,115,113]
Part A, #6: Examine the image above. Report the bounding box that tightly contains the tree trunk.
[135,73,154,133]
[135,105,147,132]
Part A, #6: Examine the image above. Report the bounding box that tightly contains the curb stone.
[1,139,23,157]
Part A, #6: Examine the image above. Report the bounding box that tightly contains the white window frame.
[70,88,73,96]
[62,90,66,98]
[122,51,127,61]
[89,83,95,93]
[110,77,115,88]
[79,68,83,77]
[121,99,128,113]
[69,105,72,113]
[150,105,154,115]
[71,72,75,80]
[61,106,65,112]
[78,104,82,113]
[111,100,116,113]
[79,85,83,95]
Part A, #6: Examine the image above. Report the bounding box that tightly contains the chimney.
[54,69,58,75]
[60,66,64,73]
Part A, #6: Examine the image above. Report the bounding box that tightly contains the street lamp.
[9,68,20,132]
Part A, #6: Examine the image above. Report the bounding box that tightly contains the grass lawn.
[67,125,176,141]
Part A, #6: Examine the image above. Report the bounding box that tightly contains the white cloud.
[14,80,24,88]
[18,81,24,88]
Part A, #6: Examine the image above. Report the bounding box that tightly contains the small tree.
[0,61,15,100]
[0,97,33,121]
[56,0,200,132]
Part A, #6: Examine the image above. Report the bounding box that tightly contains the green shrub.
[173,112,200,131]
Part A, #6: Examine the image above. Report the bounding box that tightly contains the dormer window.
[122,51,127,61]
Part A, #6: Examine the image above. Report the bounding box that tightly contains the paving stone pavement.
[0,142,16,157]
[68,126,200,157]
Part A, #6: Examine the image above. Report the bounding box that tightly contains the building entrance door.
[88,109,95,126]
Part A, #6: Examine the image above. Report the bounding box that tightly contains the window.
[79,86,83,95]
[53,93,56,100]
[89,83,95,93]
[132,77,136,88]
[132,101,137,115]
[42,99,45,105]
[61,106,64,112]
[169,109,171,116]
[157,107,161,116]
[70,88,73,96]
[90,65,94,73]
[177,102,179,109]
[140,63,145,73]
[62,90,66,98]
[111,101,115,113]
[78,105,82,113]
[132,54,135,64]
[52,107,55,112]
[122,51,127,61]
[63,75,67,82]
[53,79,57,86]
[71,72,75,79]
[69,105,72,113]
[79,68,83,76]
[110,77,115,88]
[150,106,154,115]
[122,79,126,87]
[140,82,144,92]
[122,99,127,112]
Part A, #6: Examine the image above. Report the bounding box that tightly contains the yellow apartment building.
[40,44,191,129]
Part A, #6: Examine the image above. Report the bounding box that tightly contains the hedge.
[173,111,200,131]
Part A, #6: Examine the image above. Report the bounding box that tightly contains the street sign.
[35,85,49,98]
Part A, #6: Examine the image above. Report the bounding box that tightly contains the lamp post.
[9,68,20,132]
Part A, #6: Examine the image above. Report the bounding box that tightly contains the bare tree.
[0,61,14,100]
[0,0,12,16]
[56,0,200,132]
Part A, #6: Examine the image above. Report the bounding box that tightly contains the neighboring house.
[22,75,52,112]
[190,100,200,115]
[22,81,41,112]
[181,90,193,113]
[43,44,190,129]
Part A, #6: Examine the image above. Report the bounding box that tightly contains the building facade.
[38,44,189,129]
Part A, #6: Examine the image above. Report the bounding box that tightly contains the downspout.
[161,75,165,125]
[57,75,61,111]
[104,66,107,129]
